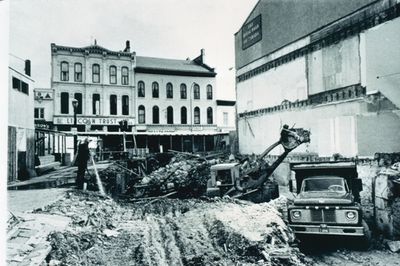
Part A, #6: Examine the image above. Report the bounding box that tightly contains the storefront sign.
[54,116,134,126]
[34,121,53,130]
[242,15,262,49]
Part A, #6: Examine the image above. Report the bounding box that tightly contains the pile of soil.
[40,191,305,266]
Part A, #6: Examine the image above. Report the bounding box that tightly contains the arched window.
[109,66,117,84]
[167,106,173,124]
[138,105,145,124]
[92,64,100,83]
[60,61,69,81]
[206,84,213,100]
[110,94,117,115]
[152,82,159,98]
[121,67,129,85]
[74,92,82,114]
[180,83,187,99]
[194,107,200,124]
[166,83,173,98]
[152,106,159,124]
[122,95,129,115]
[193,84,200,99]
[181,106,187,124]
[207,107,213,124]
[74,63,82,82]
[60,92,69,114]
[138,81,145,97]
[93,94,100,115]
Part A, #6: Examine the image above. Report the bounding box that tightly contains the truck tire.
[359,220,371,250]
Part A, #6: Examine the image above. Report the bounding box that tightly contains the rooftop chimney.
[124,40,130,52]
[200,49,205,64]
[25,60,31,77]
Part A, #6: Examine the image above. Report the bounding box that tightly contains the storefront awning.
[67,131,227,136]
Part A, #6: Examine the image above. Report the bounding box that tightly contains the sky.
[9,0,259,100]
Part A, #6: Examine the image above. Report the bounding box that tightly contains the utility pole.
[72,98,78,155]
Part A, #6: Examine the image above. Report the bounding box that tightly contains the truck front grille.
[323,210,336,223]
[310,209,336,223]
[310,210,323,222]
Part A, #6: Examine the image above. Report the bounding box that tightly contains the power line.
[376,72,400,79]
[9,53,26,62]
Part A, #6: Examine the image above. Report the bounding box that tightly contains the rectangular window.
[223,112,228,125]
[93,94,100,115]
[12,77,20,90]
[21,81,29,95]
[121,67,129,85]
[109,66,117,84]
[74,93,83,114]
[34,108,45,119]
[92,64,100,83]
[12,77,29,95]
[74,63,82,82]
[194,85,200,99]
[60,92,69,114]
[122,95,129,115]
[61,62,69,81]
[110,95,117,115]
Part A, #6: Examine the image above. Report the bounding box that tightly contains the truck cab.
[287,162,369,242]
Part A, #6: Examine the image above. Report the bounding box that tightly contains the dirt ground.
[37,191,305,266]
[25,190,398,266]
[304,239,400,266]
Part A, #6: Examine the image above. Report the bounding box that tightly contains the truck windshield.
[301,177,347,193]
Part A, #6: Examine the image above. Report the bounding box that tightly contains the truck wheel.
[359,220,371,250]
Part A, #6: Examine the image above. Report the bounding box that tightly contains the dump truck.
[206,125,311,202]
[287,161,371,246]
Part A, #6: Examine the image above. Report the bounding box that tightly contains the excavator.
[206,125,311,202]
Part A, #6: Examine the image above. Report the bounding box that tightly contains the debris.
[41,190,305,266]
[103,229,119,238]
[387,240,400,253]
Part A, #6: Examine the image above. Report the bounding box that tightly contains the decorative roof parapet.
[238,84,366,119]
[51,43,135,58]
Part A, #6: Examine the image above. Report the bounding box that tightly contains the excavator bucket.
[281,128,311,151]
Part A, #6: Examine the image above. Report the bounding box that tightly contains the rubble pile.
[139,155,210,197]
[41,191,305,266]
[94,153,212,199]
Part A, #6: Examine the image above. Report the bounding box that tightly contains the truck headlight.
[291,210,302,220]
[345,211,357,220]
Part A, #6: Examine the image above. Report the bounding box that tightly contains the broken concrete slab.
[7,213,71,265]
[387,240,400,253]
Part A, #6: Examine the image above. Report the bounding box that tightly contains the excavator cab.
[205,125,311,202]
[206,163,241,197]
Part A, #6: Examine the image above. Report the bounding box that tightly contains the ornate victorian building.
[51,41,220,153]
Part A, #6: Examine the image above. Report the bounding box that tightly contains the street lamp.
[72,98,79,155]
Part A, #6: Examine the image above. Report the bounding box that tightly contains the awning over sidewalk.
[64,131,227,136]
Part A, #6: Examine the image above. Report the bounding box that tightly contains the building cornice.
[51,43,135,59]
[135,67,217,77]
[52,81,134,88]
